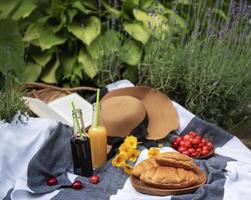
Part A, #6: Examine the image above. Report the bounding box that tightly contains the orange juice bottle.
[88,89,107,168]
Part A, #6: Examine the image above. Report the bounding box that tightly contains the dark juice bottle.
[70,108,93,177]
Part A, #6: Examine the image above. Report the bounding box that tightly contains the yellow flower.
[112,152,127,167]
[119,143,132,156]
[123,164,134,175]
[148,147,160,158]
[128,149,140,162]
[124,135,137,149]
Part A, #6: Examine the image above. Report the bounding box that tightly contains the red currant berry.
[89,175,100,184]
[47,177,58,186]
[71,180,83,190]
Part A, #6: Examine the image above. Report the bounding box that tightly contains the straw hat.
[100,86,178,141]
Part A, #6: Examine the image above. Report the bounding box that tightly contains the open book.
[23,93,93,127]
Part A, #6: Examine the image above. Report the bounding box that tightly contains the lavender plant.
[138,0,251,129]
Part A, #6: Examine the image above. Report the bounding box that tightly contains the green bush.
[0,18,29,122]
[0,0,189,87]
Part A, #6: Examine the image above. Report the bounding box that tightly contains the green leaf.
[23,22,41,41]
[12,0,37,20]
[166,9,185,29]
[78,49,98,78]
[24,21,66,50]
[0,18,25,80]
[61,54,77,75]
[0,0,21,19]
[122,0,139,14]
[87,30,122,59]
[101,0,122,18]
[139,0,167,14]
[71,1,93,14]
[67,16,101,45]
[52,13,67,33]
[73,63,83,79]
[51,0,66,18]
[124,22,149,44]
[123,65,138,83]
[139,0,153,10]
[82,0,97,10]
[23,62,42,82]
[119,40,141,65]
[133,9,169,33]
[31,48,52,67]
[40,58,59,83]
[67,9,78,23]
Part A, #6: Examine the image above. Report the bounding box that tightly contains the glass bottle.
[88,103,107,168]
[70,109,93,177]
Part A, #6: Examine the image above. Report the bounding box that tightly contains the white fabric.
[215,136,251,164]
[0,115,58,199]
[223,161,251,200]
[171,101,195,134]
[106,79,134,91]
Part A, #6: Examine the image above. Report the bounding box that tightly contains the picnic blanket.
[1,80,251,200]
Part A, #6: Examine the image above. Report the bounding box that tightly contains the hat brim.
[101,86,179,140]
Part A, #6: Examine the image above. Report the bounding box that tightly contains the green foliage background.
[0,0,250,130]
[0,0,191,87]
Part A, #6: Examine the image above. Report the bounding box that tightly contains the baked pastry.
[155,152,198,172]
[140,165,199,189]
[132,158,158,178]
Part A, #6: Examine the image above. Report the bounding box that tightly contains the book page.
[23,97,70,126]
[48,93,93,127]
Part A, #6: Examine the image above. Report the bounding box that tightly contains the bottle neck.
[72,109,86,138]
[92,103,100,127]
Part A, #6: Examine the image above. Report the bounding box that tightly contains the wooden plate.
[130,167,207,196]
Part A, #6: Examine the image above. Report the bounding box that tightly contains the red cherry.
[207,142,214,150]
[71,180,83,190]
[180,140,186,146]
[178,146,186,153]
[89,175,100,184]
[182,150,190,156]
[188,131,197,137]
[195,135,202,141]
[198,143,204,148]
[183,135,191,141]
[196,147,202,152]
[191,152,198,157]
[175,137,182,143]
[202,149,209,156]
[185,141,192,148]
[202,145,209,151]
[172,141,179,149]
[201,138,207,144]
[192,138,200,145]
[188,148,195,153]
[47,177,58,186]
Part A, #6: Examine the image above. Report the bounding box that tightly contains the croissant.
[133,151,201,189]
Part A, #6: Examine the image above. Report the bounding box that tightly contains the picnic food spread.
[132,152,204,190]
